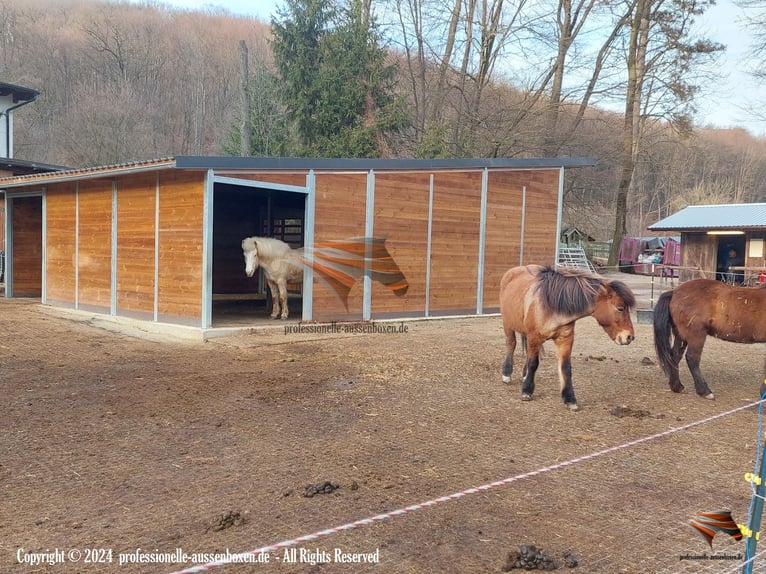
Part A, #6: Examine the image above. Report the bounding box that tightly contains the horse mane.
[535,266,635,315]
[243,236,294,260]
[607,278,637,309]
[535,266,602,316]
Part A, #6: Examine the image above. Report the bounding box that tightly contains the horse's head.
[591,280,636,345]
[241,237,260,277]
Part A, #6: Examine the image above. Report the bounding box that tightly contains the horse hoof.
[567,403,580,412]
[521,393,533,401]
[502,375,511,384]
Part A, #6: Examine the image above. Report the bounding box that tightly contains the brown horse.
[500,265,636,411]
[653,279,766,399]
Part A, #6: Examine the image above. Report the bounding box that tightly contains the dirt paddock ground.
[2,274,766,574]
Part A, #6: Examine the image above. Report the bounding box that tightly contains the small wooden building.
[0,82,65,280]
[0,156,592,335]
[648,203,766,283]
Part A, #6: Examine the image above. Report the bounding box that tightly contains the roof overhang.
[0,82,39,104]
[174,155,596,171]
[648,203,766,233]
[0,155,596,189]
[0,157,177,188]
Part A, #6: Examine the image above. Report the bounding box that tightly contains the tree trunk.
[607,0,648,269]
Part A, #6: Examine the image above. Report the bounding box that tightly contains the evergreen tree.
[271,0,407,157]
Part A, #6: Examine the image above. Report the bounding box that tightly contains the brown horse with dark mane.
[653,279,766,399]
[500,265,636,411]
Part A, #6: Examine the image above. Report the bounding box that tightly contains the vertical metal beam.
[519,185,527,266]
[74,181,80,309]
[554,166,565,268]
[75,183,79,309]
[201,169,214,329]
[744,390,766,574]
[425,174,434,318]
[4,196,12,297]
[744,467,765,573]
[1,198,6,298]
[153,173,160,322]
[110,179,118,315]
[476,168,488,314]
[302,170,316,321]
[41,190,47,304]
[363,170,375,321]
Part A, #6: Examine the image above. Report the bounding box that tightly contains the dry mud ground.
[2,283,766,574]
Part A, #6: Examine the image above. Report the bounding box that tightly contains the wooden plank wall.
[519,170,560,263]
[312,173,367,320]
[157,171,204,321]
[680,232,717,281]
[482,170,559,311]
[77,179,113,310]
[311,168,560,321]
[482,171,524,311]
[370,173,430,317]
[41,171,205,323]
[11,196,42,296]
[428,171,482,314]
[0,196,5,253]
[116,173,156,316]
[45,184,77,304]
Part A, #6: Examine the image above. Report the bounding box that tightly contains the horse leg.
[666,334,687,393]
[502,331,517,384]
[521,335,528,379]
[520,338,542,401]
[553,331,578,411]
[267,280,280,319]
[685,337,714,399]
[277,279,289,320]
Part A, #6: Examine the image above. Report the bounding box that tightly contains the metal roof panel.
[647,203,766,231]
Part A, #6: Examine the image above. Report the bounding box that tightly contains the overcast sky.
[131,0,766,137]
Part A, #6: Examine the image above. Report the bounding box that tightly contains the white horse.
[241,237,303,320]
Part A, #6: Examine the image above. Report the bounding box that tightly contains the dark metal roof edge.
[0,82,39,102]
[0,158,69,172]
[175,156,596,170]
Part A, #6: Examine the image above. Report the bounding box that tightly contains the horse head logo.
[686,509,743,547]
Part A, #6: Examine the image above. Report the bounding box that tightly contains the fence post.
[743,383,766,574]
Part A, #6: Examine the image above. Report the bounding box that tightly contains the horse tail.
[652,290,675,375]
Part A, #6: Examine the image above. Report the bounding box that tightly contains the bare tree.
[606,0,722,267]
[239,40,251,157]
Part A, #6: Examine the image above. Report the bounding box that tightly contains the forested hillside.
[3,0,766,240]
[5,0,270,165]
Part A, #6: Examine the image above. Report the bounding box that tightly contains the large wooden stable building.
[0,156,592,334]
